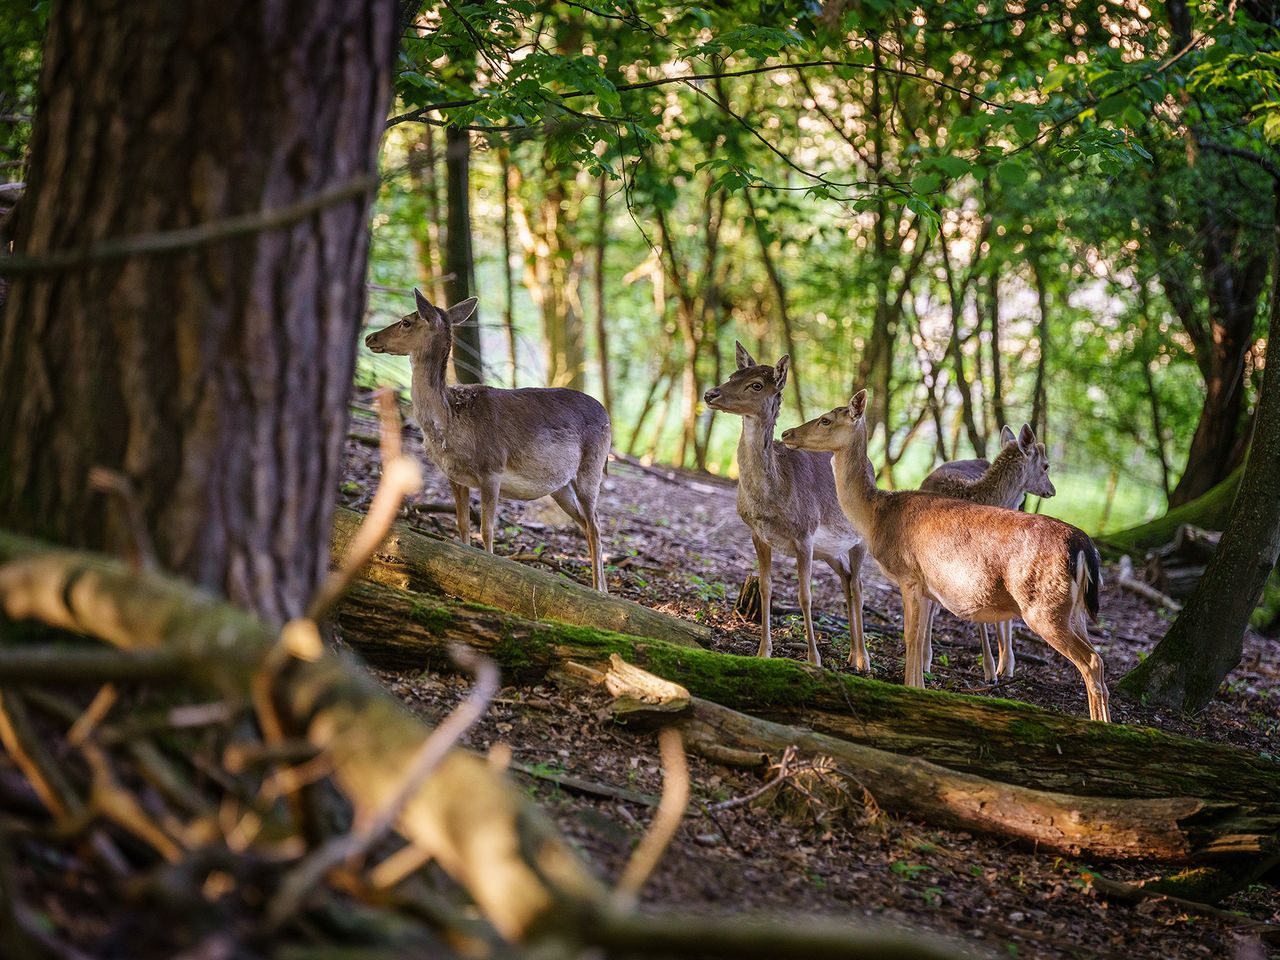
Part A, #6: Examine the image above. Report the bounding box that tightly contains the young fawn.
[782,391,1109,721]
[365,290,612,592]
[919,424,1056,681]
[703,343,867,668]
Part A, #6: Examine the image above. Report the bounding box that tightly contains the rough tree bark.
[0,1,396,624]
[444,125,481,383]
[1119,204,1280,711]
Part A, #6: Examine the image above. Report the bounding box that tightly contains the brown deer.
[365,290,612,592]
[703,343,867,668]
[781,390,1109,721]
[919,424,1056,681]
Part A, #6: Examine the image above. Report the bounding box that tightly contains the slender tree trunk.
[988,269,1006,430]
[593,170,612,419]
[500,147,518,387]
[1139,284,1173,500]
[407,126,448,305]
[0,1,395,625]
[743,191,804,419]
[940,239,985,456]
[1029,256,1051,438]
[444,125,481,384]
[1119,202,1280,711]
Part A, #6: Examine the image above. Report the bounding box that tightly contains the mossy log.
[600,659,1278,864]
[1099,468,1241,555]
[336,579,1280,811]
[331,507,707,649]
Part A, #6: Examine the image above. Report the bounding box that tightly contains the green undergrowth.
[1097,468,1241,556]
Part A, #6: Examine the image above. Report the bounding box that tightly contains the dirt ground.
[340,401,1280,960]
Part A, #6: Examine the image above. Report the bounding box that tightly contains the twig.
[308,389,422,622]
[0,690,79,820]
[509,760,662,808]
[613,726,689,910]
[265,644,499,928]
[1087,871,1280,940]
[87,467,157,572]
[0,646,187,683]
[67,684,117,747]
[81,742,184,863]
[1117,556,1183,612]
[707,745,799,812]
[0,175,378,274]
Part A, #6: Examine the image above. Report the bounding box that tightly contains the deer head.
[781,389,868,453]
[702,341,790,417]
[1000,423,1056,498]
[364,289,477,362]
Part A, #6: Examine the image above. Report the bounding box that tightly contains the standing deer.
[703,343,867,668]
[920,424,1056,681]
[781,390,1109,721]
[365,290,612,592]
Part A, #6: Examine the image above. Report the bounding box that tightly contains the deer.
[919,424,1056,682]
[365,290,612,592]
[702,343,868,669]
[781,390,1109,722]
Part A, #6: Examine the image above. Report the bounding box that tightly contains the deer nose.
[781,428,795,442]
[703,388,721,404]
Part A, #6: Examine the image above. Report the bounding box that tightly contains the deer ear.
[413,288,433,319]
[774,355,790,390]
[1000,424,1018,448]
[1018,423,1036,454]
[735,340,756,370]
[849,389,868,419]
[447,297,478,325]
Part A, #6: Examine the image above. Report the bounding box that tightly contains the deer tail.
[1067,531,1101,622]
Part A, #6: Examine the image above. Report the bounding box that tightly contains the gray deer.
[919,424,1056,680]
[703,343,867,669]
[365,290,612,592]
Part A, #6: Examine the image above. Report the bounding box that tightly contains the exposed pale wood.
[601,660,1278,864]
[330,508,707,648]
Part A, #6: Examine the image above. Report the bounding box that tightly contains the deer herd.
[366,291,1110,723]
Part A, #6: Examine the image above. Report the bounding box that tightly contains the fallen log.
[331,507,707,649]
[336,579,1280,808]
[598,657,1279,864]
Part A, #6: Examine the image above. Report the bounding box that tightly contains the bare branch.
[613,726,689,910]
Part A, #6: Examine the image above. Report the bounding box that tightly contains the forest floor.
[339,404,1280,960]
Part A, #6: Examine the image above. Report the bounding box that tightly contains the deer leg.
[450,481,471,546]
[922,599,937,674]
[1024,612,1111,723]
[978,623,997,683]
[996,619,1016,678]
[478,480,499,554]
[576,483,607,595]
[900,586,926,688]
[551,485,602,591]
[828,553,868,671]
[795,540,820,668]
[752,534,774,658]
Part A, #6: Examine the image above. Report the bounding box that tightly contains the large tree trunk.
[1120,210,1280,711]
[445,126,482,384]
[0,1,395,624]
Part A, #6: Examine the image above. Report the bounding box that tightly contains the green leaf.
[996,160,1028,187]
[934,155,972,178]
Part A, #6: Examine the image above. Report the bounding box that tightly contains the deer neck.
[831,425,881,536]
[736,399,781,489]
[409,342,453,445]
[972,447,1026,508]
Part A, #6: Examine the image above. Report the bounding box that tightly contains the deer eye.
[820,417,831,426]
[750,382,763,391]
[400,317,412,329]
